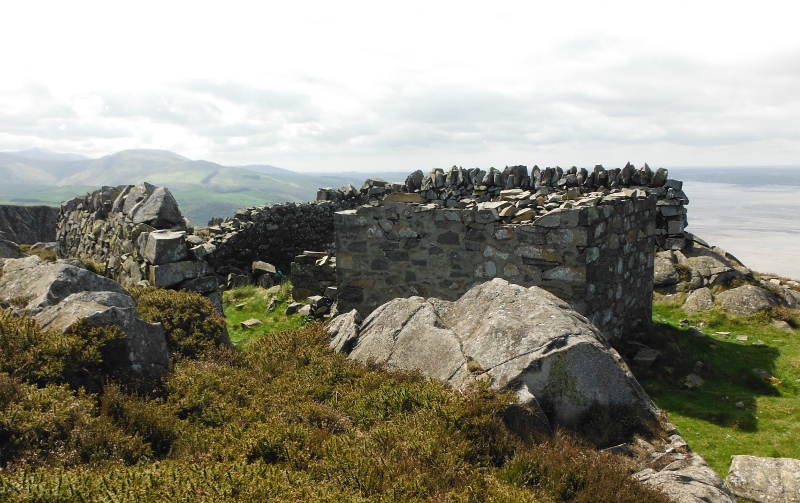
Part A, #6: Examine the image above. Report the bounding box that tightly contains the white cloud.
[1,0,799,170]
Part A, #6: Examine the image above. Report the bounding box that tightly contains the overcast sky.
[1,0,798,171]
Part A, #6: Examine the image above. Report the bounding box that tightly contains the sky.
[1,0,798,172]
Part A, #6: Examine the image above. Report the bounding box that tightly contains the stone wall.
[0,205,58,244]
[335,191,658,339]
[395,163,689,252]
[201,183,373,275]
[56,184,221,306]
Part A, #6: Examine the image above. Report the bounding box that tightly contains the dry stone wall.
[395,163,689,252]
[336,191,657,339]
[200,183,372,275]
[56,183,221,306]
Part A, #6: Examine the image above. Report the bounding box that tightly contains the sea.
[681,181,800,280]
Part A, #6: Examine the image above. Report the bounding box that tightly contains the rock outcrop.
[726,455,800,503]
[330,278,660,442]
[0,256,169,378]
[0,204,58,245]
[715,285,781,316]
[635,453,737,503]
[654,237,753,293]
[0,239,25,259]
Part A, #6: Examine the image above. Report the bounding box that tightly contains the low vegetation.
[222,281,308,347]
[0,286,669,502]
[627,294,800,476]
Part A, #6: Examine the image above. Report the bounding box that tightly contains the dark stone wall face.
[335,195,656,339]
[0,205,58,244]
[203,200,358,275]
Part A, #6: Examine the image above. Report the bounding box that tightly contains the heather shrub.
[0,374,150,469]
[0,309,126,393]
[132,287,230,359]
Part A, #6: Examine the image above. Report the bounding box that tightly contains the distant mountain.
[5,148,92,162]
[59,149,192,186]
[0,148,385,225]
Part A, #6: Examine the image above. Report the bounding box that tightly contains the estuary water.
[681,181,800,280]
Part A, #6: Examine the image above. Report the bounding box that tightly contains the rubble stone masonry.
[335,192,657,339]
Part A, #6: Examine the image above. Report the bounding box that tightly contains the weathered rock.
[0,256,169,378]
[241,318,263,329]
[35,291,169,377]
[131,186,184,228]
[680,374,705,389]
[0,205,58,244]
[716,285,780,316]
[0,239,25,259]
[0,256,127,315]
[683,287,715,314]
[726,455,800,503]
[633,347,662,368]
[335,278,659,439]
[636,454,736,503]
[654,251,682,286]
[327,309,362,353]
[148,260,213,288]
[286,302,303,315]
[143,230,187,265]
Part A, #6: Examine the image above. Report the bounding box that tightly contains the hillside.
[0,148,405,225]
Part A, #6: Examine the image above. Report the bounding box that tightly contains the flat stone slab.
[727,455,800,503]
[241,318,263,329]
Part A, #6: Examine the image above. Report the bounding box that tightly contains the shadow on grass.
[618,318,781,433]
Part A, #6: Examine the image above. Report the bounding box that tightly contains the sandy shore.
[682,181,800,281]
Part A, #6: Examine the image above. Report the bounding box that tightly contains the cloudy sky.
[1,0,798,171]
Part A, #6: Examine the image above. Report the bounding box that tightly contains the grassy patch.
[628,298,800,475]
[223,281,307,347]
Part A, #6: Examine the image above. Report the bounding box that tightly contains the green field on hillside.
[630,296,800,476]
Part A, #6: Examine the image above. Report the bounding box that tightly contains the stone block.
[143,230,187,265]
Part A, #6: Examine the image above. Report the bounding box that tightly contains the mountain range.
[0,148,407,225]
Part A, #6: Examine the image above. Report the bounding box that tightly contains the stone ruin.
[56,183,222,309]
[54,162,691,339]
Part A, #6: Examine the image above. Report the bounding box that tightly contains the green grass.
[223,281,309,347]
[628,296,800,476]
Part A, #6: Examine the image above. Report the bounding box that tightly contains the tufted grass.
[223,281,308,347]
[628,296,800,476]
[0,293,671,502]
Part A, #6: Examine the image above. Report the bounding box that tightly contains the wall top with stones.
[320,162,690,251]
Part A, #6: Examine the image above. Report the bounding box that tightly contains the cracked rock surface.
[330,278,659,433]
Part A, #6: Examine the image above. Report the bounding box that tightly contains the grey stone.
[727,455,800,503]
[636,454,736,503]
[148,261,213,288]
[0,239,25,259]
[34,291,169,377]
[653,254,681,287]
[716,285,779,316]
[680,374,705,389]
[143,230,187,265]
[241,318,263,329]
[286,302,303,315]
[683,287,715,313]
[0,205,58,245]
[131,186,184,228]
[633,348,662,367]
[339,278,659,435]
[327,309,362,353]
[0,256,127,315]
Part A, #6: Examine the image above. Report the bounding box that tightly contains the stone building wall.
[335,192,657,339]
